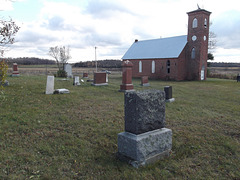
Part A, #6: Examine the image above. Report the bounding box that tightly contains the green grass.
[0,74,240,179]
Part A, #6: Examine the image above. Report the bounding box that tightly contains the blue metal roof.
[122,35,187,60]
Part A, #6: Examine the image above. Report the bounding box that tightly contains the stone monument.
[64,64,72,78]
[117,90,172,167]
[92,72,108,86]
[237,74,240,82]
[73,76,80,86]
[141,76,150,87]
[164,86,175,102]
[119,60,134,92]
[12,63,20,77]
[46,76,54,94]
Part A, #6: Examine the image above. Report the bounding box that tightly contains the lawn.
[0,74,239,179]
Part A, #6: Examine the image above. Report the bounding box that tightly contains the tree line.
[73,59,122,68]
[1,57,56,65]
[208,62,240,67]
[1,57,122,68]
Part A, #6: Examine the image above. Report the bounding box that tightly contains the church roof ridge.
[122,35,187,60]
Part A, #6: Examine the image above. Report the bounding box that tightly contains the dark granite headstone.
[164,86,172,100]
[124,90,165,135]
[237,75,240,82]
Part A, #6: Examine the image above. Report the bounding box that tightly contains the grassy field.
[0,74,240,179]
[208,67,240,80]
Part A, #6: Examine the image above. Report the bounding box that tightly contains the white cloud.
[2,0,240,63]
[0,0,13,11]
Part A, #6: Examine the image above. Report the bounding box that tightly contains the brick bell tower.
[187,8,211,80]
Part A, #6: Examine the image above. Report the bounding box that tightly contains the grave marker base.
[91,83,108,86]
[141,83,150,87]
[54,89,70,94]
[166,98,175,103]
[117,128,172,168]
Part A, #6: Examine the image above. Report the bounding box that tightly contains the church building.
[122,8,211,81]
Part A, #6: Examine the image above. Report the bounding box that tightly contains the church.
[122,8,211,81]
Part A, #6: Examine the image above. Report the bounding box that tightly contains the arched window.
[204,18,207,28]
[191,48,196,59]
[152,60,155,73]
[193,18,198,28]
[139,61,142,73]
[167,60,170,74]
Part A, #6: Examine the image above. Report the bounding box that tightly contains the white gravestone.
[73,76,80,86]
[46,76,54,94]
[106,74,108,83]
[64,64,72,78]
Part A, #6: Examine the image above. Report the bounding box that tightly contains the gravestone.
[164,86,175,102]
[73,76,80,86]
[141,76,150,87]
[64,64,72,78]
[117,90,172,167]
[92,72,108,86]
[119,60,134,92]
[237,74,240,82]
[46,76,54,94]
[12,63,20,77]
[125,90,165,134]
[83,73,88,78]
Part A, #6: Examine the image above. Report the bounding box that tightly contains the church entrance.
[201,65,205,80]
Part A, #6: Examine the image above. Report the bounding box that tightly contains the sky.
[1,0,240,63]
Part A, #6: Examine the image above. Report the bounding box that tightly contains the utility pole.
[95,46,97,72]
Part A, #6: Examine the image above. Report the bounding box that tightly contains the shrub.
[57,70,67,78]
[0,60,8,88]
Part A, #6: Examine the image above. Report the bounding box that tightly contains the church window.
[193,18,198,28]
[167,60,170,74]
[139,61,142,73]
[152,60,155,73]
[204,18,207,28]
[191,48,196,59]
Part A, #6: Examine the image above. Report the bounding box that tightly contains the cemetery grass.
[0,74,240,179]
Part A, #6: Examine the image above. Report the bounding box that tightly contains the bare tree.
[1,0,20,56]
[48,46,71,71]
[208,22,217,60]
[208,31,217,52]
[0,18,20,48]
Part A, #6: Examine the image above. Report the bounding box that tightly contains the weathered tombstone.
[45,76,54,94]
[54,88,70,94]
[119,60,134,92]
[12,63,20,77]
[64,64,72,78]
[92,72,108,86]
[83,73,88,78]
[237,74,240,82]
[73,76,80,86]
[141,76,150,87]
[117,90,172,167]
[164,86,175,102]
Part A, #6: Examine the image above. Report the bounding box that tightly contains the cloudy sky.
[1,0,240,63]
